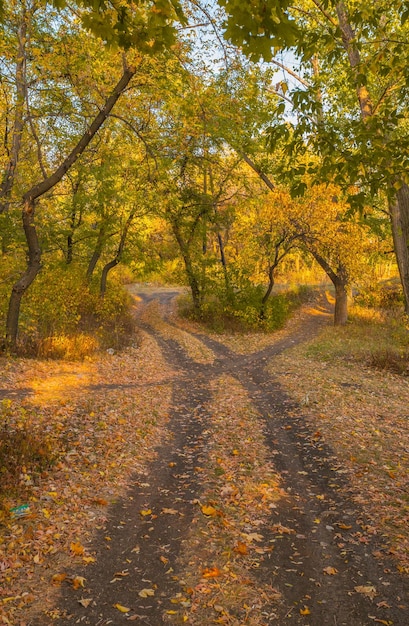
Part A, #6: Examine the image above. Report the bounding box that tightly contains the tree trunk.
[5,198,41,348]
[389,183,409,313]
[260,265,275,318]
[100,259,118,296]
[333,277,349,325]
[0,10,28,215]
[100,207,136,296]
[310,249,349,325]
[172,222,202,313]
[4,66,136,350]
[86,224,106,280]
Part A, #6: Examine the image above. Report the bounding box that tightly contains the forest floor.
[0,285,408,625]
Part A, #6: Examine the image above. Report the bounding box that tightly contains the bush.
[369,348,409,376]
[182,284,311,333]
[15,264,138,358]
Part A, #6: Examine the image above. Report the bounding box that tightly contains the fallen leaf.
[234,542,248,555]
[70,542,85,556]
[114,603,131,613]
[323,566,338,575]
[52,573,67,585]
[139,509,152,516]
[300,606,311,615]
[355,585,377,599]
[138,588,155,597]
[202,567,222,579]
[72,576,86,589]
[162,508,178,515]
[201,504,217,516]
[78,598,93,608]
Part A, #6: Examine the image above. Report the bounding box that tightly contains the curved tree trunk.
[100,207,136,296]
[100,259,118,297]
[260,265,275,319]
[5,198,41,348]
[4,66,136,350]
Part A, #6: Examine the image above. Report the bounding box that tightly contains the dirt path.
[38,288,408,625]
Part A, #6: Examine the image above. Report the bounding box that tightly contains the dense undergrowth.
[1,265,138,359]
[179,283,313,333]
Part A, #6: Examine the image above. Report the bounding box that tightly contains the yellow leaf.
[138,588,155,597]
[232,449,239,455]
[114,603,131,613]
[167,610,178,615]
[300,606,310,615]
[201,504,217,516]
[83,556,96,564]
[140,509,152,516]
[72,576,86,589]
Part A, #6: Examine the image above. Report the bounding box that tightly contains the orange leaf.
[70,542,85,556]
[323,566,338,575]
[52,573,67,585]
[234,542,248,555]
[300,606,310,615]
[201,504,217,516]
[202,567,222,579]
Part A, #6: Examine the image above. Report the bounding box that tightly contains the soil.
[7,287,409,625]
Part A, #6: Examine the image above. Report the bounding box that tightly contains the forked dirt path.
[50,288,408,626]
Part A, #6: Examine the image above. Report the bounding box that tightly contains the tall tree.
[220,0,409,311]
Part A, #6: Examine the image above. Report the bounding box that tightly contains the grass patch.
[305,303,409,371]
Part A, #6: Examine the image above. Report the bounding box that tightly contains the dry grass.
[270,304,409,572]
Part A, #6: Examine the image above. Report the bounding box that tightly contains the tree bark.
[86,224,106,280]
[4,66,136,350]
[100,208,136,296]
[5,197,41,347]
[310,248,349,325]
[335,2,409,309]
[260,264,275,319]
[172,221,202,313]
[389,183,409,313]
[0,8,28,215]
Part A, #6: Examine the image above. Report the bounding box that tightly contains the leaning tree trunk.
[389,183,409,314]
[86,224,106,281]
[260,264,275,319]
[4,65,136,350]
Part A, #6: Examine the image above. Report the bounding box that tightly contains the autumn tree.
[219,0,409,311]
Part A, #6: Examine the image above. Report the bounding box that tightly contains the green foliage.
[0,401,59,500]
[220,0,297,59]
[182,282,309,333]
[50,0,186,52]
